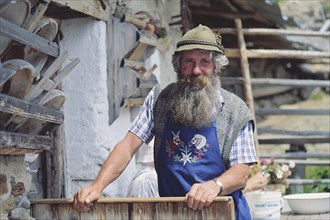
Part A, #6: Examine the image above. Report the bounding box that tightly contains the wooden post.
[235,18,259,153]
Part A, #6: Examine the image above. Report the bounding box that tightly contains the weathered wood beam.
[22,0,50,32]
[0,131,51,154]
[26,51,69,101]
[257,128,330,136]
[288,179,330,185]
[222,77,330,88]
[0,18,59,57]
[225,48,330,59]
[124,14,147,29]
[51,0,110,21]
[30,197,235,220]
[260,152,329,159]
[214,28,330,37]
[258,136,330,144]
[190,7,256,19]
[251,78,330,88]
[120,59,145,70]
[273,159,330,166]
[0,93,64,124]
[235,18,259,153]
[122,98,145,108]
[256,108,330,116]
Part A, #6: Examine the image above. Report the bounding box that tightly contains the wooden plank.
[251,78,330,88]
[273,159,330,166]
[129,43,148,60]
[0,93,64,124]
[107,20,138,124]
[131,203,153,220]
[0,18,59,57]
[56,203,80,219]
[222,77,330,88]
[30,197,235,220]
[51,0,111,21]
[225,48,330,59]
[257,128,330,136]
[256,108,330,116]
[36,57,80,105]
[80,203,106,220]
[31,197,232,204]
[260,152,329,159]
[288,179,330,185]
[0,131,51,154]
[30,203,54,219]
[46,126,65,198]
[121,59,145,70]
[139,34,158,47]
[0,147,44,155]
[105,203,129,219]
[22,0,50,32]
[122,98,145,108]
[214,27,330,37]
[258,136,330,144]
[6,56,78,131]
[26,51,69,101]
[124,14,147,29]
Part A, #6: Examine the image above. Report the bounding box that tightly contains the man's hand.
[73,186,101,212]
[185,180,220,210]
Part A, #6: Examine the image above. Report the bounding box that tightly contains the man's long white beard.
[168,74,221,128]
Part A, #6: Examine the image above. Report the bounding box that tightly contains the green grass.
[304,166,330,193]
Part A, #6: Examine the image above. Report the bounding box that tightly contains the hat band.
[177,39,220,50]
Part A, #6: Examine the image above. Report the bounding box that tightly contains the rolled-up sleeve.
[129,88,155,144]
[230,121,257,166]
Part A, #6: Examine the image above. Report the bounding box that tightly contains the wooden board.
[51,0,111,21]
[0,131,51,154]
[0,17,59,57]
[30,197,235,220]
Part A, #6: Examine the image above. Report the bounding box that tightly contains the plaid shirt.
[129,87,257,166]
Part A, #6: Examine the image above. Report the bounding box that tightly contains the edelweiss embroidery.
[165,131,210,166]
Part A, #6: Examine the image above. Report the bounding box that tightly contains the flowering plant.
[250,157,295,187]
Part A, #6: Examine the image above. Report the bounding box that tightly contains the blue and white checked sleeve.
[230,121,257,166]
[129,88,155,144]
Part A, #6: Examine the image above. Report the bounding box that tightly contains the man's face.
[180,50,215,78]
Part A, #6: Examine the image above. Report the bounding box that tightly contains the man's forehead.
[182,49,211,57]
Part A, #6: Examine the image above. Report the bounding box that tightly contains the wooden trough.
[30,197,235,220]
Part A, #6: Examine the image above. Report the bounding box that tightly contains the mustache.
[178,74,212,90]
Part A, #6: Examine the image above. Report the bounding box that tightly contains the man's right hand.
[73,186,101,212]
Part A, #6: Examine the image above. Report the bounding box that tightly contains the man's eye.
[201,60,209,65]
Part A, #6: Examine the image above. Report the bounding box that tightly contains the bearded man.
[74,24,257,219]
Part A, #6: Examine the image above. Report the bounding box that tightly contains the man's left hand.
[185,180,220,210]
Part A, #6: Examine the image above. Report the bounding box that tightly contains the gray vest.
[153,83,255,170]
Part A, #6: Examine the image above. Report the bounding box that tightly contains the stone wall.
[0,155,34,220]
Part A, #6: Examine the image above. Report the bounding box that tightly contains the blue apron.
[157,120,251,219]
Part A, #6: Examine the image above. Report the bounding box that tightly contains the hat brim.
[175,44,221,53]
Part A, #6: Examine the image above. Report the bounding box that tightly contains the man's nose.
[192,65,202,75]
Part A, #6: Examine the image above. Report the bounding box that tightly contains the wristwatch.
[213,178,223,195]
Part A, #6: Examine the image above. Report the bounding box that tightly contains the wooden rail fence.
[30,197,235,220]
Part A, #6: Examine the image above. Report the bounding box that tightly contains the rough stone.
[9,207,35,220]
[0,174,8,195]
[10,178,25,197]
[0,212,9,220]
[15,195,31,209]
[0,195,15,213]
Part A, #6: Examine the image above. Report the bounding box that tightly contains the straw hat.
[175,24,224,53]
